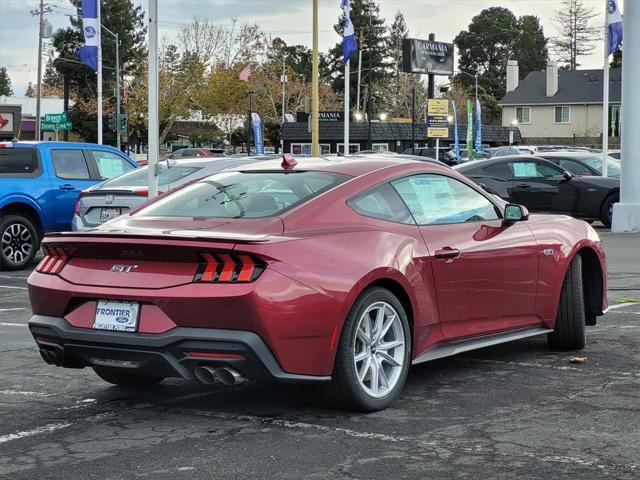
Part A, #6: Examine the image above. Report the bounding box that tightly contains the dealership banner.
[251,113,264,154]
[402,38,454,76]
[466,100,474,156]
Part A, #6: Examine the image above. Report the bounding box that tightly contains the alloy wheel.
[2,223,33,265]
[352,301,405,398]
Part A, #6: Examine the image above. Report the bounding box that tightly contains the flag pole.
[602,5,610,177]
[344,59,350,155]
[311,0,320,157]
[97,0,102,144]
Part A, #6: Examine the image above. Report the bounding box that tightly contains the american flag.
[239,65,252,81]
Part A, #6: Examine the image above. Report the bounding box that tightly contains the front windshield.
[582,156,621,176]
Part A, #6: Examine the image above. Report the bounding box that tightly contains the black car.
[455,155,619,227]
[536,152,621,177]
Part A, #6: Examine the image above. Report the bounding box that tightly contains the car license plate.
[99,207,121,222]
[93,300,140,332]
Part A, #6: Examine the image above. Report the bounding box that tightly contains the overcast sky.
[0,0,613,96]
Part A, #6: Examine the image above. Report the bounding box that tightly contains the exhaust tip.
[194,366,218,385]
[39,348,53,365]
[39,348,61,366]
[214,367,245,386]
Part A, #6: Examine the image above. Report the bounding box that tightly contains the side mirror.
[562,170,574,181]
[504,204,529,222]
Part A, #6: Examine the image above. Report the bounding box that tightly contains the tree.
[378,11,412,117]
[25,82,36,97]
[326,0,388,99]
[51,0,146,143]
[454,7,547,121]
[549,0,599,70]
[0,68,13,96]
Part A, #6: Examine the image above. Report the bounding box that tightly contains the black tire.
[548,254,586,350]
[599,193,618,228]
[322,287,412,412]
[93,367,165,387]
[0,214,40,271]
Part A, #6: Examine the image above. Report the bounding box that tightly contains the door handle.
[515,183,531,188]
[434,247,461,261]
[59,184,75,191]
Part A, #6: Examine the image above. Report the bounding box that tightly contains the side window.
[557,159,592,176]
[91,150,135,179]
[51,149,90,180]
[392,174,500,226]
[349,183,415,225]
[482,163,513,179]
[509,161,563,178]
[0,149,40,177]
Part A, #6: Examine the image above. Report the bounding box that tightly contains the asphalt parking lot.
[1,229,639,480]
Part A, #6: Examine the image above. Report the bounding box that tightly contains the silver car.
[72,157,274,231]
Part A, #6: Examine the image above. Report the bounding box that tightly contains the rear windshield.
[0,149,39,176]
[101,165,202,188]
[138,171,350,218]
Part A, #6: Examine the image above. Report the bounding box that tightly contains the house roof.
[499,68,622,105]
[280,122,521,144]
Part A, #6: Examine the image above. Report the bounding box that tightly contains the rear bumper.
[29,315,331,384]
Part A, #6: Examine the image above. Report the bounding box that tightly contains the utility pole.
[31,0,51,141]
[97,0,103,144]
[311,0,319,156]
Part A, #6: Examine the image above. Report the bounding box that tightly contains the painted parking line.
[607,302,640,311]
[0,323,27,327]
[0,422,72,444]
[0,285,27,290]
[465,357,640,378]
[0,390,55,398]
[0,308,26,312]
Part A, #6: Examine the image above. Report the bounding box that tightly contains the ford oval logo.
[84,26,97,38]
[115,316,130,324]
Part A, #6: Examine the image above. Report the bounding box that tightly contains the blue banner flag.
[251,113,264,154]
[76,0,99,71]
[451,100,460,162]
[607,0,623,55]
[474,98,482,153]
[341,0,358,62]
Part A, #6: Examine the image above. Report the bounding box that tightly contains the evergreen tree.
[43,59,62,89]
[379,11,412,117]
[454,7,547,121]
[326,0,388,103]
[51,0,146,143]
[549,0,598,70]
[0,68,13,96]
[25,82,36,97]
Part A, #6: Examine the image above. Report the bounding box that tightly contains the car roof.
[535,151,597,159]
[230,154,427,177]
[454,154,548,171]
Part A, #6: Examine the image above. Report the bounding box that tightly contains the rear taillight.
[133,187,149,197]
[193,253,265,283]
[36,246,70,274]
[74,191,87,216]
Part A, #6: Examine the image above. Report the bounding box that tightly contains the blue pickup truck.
[0,141,138,270]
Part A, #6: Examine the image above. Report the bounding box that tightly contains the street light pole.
[147,0,159,198]
[34,0,45,141]
[281,52,286,154]
[311,0,319,157]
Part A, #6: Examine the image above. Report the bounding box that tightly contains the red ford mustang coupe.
[28,155,607,411]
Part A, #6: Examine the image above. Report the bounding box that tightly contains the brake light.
[74,191,87,216]
[0,141,13,148]
[133,187,149,197]
[193,252,265,283]
[36,246,70,274]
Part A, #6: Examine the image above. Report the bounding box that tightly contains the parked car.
[455,155,620,227]
[73,156,276,231]
[608,149,621,160]
[536,152,621,177]
[145,148,226,165]
[28,154,606,411]
[0,141,138,270]
[485,146,529,157]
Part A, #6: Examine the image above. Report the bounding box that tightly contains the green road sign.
[43,113,67,123]
[41,121,72,131]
